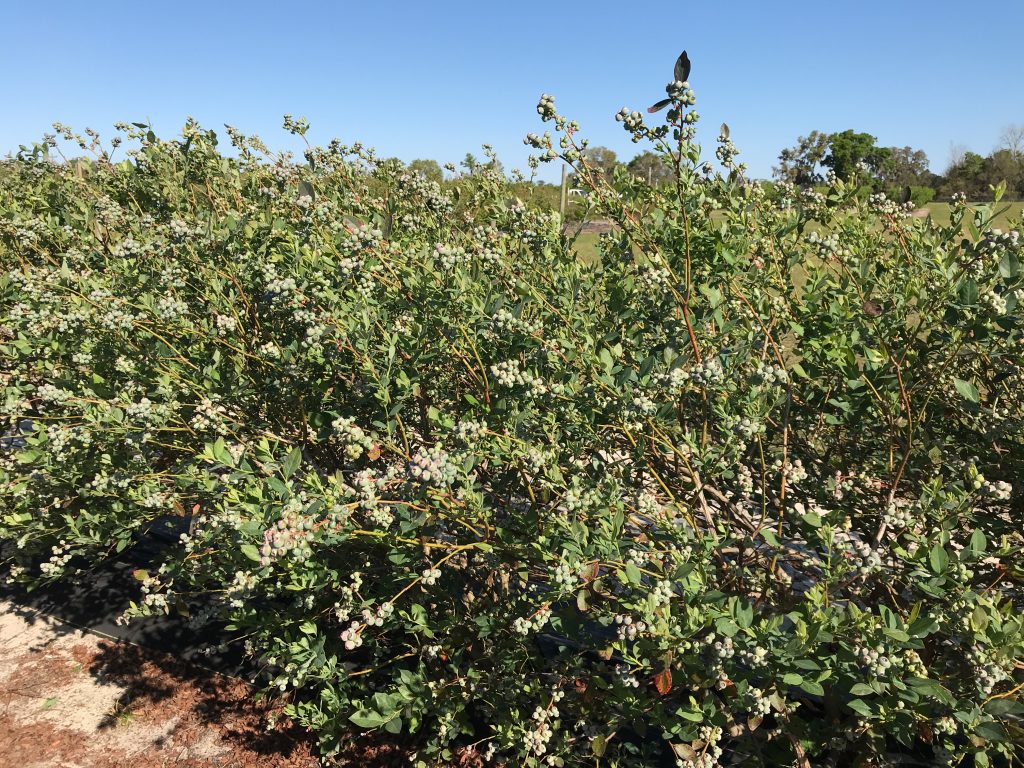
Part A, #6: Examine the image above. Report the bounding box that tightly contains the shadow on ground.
[0,542,247,676]
[88,639,317,762]
[0,550,428,766]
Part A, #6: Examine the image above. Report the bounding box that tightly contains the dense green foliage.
[774,126,1024,203]
[940,150,1024,203]
[2,78,1023,768]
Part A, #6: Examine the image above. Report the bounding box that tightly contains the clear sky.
[3,0,1022,182]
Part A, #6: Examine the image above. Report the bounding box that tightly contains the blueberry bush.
[2,64,1023,767]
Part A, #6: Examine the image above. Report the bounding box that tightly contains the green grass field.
[922,201,1023,229]
[571,232,602,264]
[570,201,1024,263]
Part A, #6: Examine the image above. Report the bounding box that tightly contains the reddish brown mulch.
[0,605,319,767]
[0,605,494,767]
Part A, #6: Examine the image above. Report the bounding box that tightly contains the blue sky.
[3,1,1022,182]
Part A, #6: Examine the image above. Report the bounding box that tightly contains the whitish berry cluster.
[536,94,557,121]
[615,107,644,132]
[332,416,373,460]
[967,644,1010,696]
[855,642,894,678]
[513,605,551,635]
[408,444,458,487]
[980,479,1012,500]
[522,696,561,757]
[666,80,696,106]
[614,614,648,641]
[677,725,724,768]
[715,128,740,169]
[259,501,315,566]
[489,359,547,397]
[882,502,914,530]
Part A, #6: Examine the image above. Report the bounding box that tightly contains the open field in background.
[571,232,603,264]
[570,201,1024,263]
[926,201,1024,229]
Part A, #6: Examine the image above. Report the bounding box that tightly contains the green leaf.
[928,544,949,574]
[734,600,754,629]
[801,511,822,528]
[907,677,954,704]
[953,378,979,403]
[282,447,302,478]
[908,616,938,638]
[847,699,872,716]
[799,679,825,696]
[576,589,589,612]
[241,544,261,562]
[675,706,704,722]
[792,659,821,671]
[974,721,1007,742]
[970,605,990,632]
[623,562,642,586]
[349,709,391,729]
[959,278,979,306]
[211,438,234,466]
[715,617,739,637]
[998,251,1020,279]
[985,698,1024,716]
[968,529,987,555]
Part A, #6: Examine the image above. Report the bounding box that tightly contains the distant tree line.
[772,124,1024,203]
[399,123,1024,211]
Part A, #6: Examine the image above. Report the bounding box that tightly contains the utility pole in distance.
[559,164,568,218]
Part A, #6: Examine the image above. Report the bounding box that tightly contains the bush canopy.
[2,69,1023,767]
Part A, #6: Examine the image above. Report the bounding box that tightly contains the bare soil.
[0,600,319,768]
[0,600,497,767]
[571,219,617,235]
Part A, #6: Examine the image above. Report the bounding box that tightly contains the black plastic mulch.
[0,533,250,679]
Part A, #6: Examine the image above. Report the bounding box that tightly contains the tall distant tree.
[626,151,673,186]
[461,153,479,174]
[985,149,1024,198]
[940,151,987,199]
[998,124,1024,160]
[875,146,931,188]
[408,158,443,183]
[822,130,886,182]
[940,147,1024,201]
[582,146,620,180]
[947,143,969,170]
[773,131,830,185]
